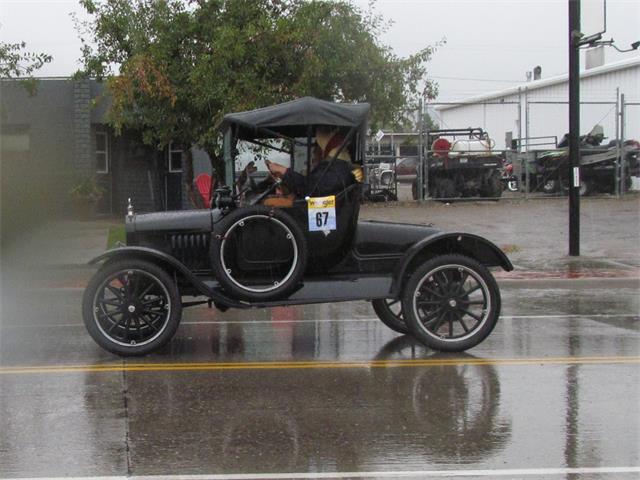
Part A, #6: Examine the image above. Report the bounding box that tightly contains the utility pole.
[568,0,581,256]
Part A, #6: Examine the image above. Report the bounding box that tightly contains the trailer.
[521,126,640,195]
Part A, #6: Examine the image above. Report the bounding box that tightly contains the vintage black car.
[82,97,513,356]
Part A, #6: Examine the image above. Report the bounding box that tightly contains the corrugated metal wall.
[435,62,640,149]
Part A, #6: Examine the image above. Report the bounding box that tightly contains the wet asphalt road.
[1,278,639,479]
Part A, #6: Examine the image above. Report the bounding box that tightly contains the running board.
[202,275,393,308]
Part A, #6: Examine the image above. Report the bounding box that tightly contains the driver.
[266,127,357,197]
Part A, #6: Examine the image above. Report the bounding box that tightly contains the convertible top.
[220,96,370,139]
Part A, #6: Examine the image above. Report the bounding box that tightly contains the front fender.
[88,246,246,309]
[390,232,513,295]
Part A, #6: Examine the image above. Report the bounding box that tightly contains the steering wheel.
[248,175,282,205]
[232,161,261,200]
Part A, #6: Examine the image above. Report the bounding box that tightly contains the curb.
[494,267,640,280]
[498,276,640,288]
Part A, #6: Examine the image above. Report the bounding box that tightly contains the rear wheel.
[372,298,409,334]
[401,254,500,352]
[82,259,182,356]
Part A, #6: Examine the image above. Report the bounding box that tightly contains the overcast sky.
[1,0,638,102]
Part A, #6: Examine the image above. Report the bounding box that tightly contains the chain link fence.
[364,94,639,203]
[622,97,640,192]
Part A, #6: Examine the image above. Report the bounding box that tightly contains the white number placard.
[307,195,336,232]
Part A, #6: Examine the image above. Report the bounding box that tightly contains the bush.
[69,175,105,204]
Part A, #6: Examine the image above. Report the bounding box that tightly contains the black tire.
[211,206,307,301]
[371,298,409,334]
[482,171,503,198]
[439,178,456,199]
[506,179,519,192]
[542,178,559,194]
[383,190,398,202]
[411,178,419,200]
[579,178,592,196]
[82,258,182,356]
[401,254,501,352]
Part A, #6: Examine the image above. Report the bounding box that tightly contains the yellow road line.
[1,356,639,375]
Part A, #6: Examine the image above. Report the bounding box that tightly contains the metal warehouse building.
[433,56,640,150]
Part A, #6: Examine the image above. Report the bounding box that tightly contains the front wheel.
[82,259,182,356]
[401,254,500,352]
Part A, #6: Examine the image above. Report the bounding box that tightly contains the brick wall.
[72,80,93,175]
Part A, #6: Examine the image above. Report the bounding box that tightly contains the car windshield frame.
[221,98,370,187]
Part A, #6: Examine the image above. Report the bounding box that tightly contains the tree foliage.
[77,0,442,183]
[0,39,52,94]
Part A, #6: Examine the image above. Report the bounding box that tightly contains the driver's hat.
[316,127,351,162]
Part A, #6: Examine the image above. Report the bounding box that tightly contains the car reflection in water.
[136,322,512,473]
[372,336,512,465]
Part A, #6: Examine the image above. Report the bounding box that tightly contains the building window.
[96,131,109,173]
[168,142,183,173]
[1,125,30,158]
[1,132,30,153]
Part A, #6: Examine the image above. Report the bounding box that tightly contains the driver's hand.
[266,160,287,177]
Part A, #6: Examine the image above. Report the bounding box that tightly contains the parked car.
[395,157,419,181]
[82,97,513,356]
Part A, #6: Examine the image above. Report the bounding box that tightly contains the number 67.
[315,211,328,227]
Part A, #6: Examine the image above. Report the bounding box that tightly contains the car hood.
[126,209,222,233]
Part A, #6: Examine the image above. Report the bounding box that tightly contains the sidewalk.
[360,195,640,275]
[2,219,112,269]
[1,219,112,290]
[2,196,639,289]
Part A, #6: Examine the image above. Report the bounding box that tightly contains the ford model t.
[83,97,513,356]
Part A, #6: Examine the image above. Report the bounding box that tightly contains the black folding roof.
[220,96,370,139]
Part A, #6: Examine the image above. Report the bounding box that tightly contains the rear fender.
[390,232,513,295]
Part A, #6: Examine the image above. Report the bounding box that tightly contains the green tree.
[0,39,52,94]
[76,0,441,201]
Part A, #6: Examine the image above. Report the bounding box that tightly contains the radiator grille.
[170,233,210,270]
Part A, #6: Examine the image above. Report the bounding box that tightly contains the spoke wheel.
[83,259,182,356]
[401,254,500,352]
[371,298,409,334]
